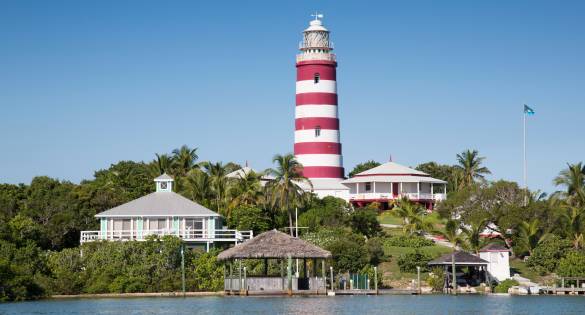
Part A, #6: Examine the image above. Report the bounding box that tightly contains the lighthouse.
[294,15,348,199]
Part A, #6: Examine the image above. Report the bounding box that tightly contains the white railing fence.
[349,193,447,201]
[80,228,253,243]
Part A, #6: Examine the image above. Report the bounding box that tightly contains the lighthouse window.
[314,73,320,83]
[315,126,321,137]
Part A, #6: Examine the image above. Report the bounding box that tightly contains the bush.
[556,251,585,277]
[365,237,386,265]
[397,251,432,273]
[385,235,434,248]
[526,235,572,275]
[327,234,369,273]
[494,279,519,293]
[427,267,445,292]
[349,209,382,238]
[229,206,271,234]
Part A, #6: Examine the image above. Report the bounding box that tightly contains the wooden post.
[374,266,378,295]
[417,266,421,295]
[287,255,293,295]
[322,260,326,294]
[451,253,457,295]
[281,259,285,290]
[330,266,334,292]
[243,267,248,296]
[264,258,268,276]
[229,262,233,294]
[238,259,242,293]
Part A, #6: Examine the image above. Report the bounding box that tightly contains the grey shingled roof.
[95,191,220,217]
[480,243,510,252]
[428,251,488,265]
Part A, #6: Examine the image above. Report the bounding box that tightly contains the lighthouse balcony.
[296,52,336,63]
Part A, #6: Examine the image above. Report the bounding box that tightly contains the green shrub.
[229,206,271,234]
[349,209,382,238]
[427,267,445,292]
[365,237,386,265]
[396,251,432,273]
[526,235,572,275]
[494,279,519,293]
[556,251,585,277]
[385,235,434,248]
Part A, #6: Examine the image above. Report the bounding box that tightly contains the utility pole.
[451,253,457,295]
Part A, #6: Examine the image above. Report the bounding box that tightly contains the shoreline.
[50,292,225,299]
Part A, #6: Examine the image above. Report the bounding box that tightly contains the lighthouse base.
[299,178,349,201]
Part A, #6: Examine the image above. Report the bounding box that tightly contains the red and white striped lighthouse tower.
[294,15,346,197]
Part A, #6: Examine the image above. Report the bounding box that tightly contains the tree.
[416,162,461,193]
[553,162,585,207]
[152,153,174,176]
[441,219,466,249]
[229,206,271,234]
[228,170,264,209]
[525,235,572,275]
[515,218,548,256]
[266,154,311,236]
[392,199,433,235]
[172,145,199,177]
[556,251,585,277]
[204,162,230,217]
[454,150,491,188]
[461,218,489,254]
[349,209,382,238]
[557,205,585,249]
[180,170,213,208]
[348,160,381,178]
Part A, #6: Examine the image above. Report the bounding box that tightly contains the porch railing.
[80,228,253,243]
[349,193,447,201]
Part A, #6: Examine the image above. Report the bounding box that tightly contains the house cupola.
[154,173,174,192]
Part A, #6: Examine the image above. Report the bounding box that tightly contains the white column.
[130,217,134,240]
[417,182,420,199]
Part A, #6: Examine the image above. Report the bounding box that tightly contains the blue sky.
[1,0,583,193]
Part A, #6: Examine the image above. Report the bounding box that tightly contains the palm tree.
[392,198,433,235]
[461,219,488,254]
[454,150,491,188]
[204,162,230,217]
[516,218,547,256]
[153,153,174,175]
[440,219,466,250]
[172,145,199,177]
[266,154,311,236]
[553,162,585,207]
[180,170,213,208]
[229,170,264,209]
[558,205,585,250]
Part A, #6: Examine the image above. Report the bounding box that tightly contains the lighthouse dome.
[304,19,328,32]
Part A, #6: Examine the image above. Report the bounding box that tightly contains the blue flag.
[524,104,535,115]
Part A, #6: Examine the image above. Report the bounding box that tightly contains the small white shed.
[479,243,511,282]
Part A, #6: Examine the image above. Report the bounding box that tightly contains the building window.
[315,126,321,137]
[314,73,320,83]
[365,182,372,191]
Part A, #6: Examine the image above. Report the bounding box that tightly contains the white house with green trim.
[80,174,253,251]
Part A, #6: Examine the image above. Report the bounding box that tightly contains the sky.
[1,0,584,193]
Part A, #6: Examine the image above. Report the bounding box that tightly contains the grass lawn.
[379,243,453,284]
[509,258,544,283]
[377,212,403,225]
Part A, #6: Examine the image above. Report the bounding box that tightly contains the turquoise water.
[1,295,585,315]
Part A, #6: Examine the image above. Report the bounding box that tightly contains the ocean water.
[1,295,585,315]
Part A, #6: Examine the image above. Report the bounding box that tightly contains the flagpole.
[523,108,527,206]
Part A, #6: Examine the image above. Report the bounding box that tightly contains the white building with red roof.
[341,161,447,209]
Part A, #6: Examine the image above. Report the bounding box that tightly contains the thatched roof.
[217,230,332,260]
[428,251,488,266]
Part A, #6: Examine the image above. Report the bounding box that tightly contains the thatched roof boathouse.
[217,230,331,295]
